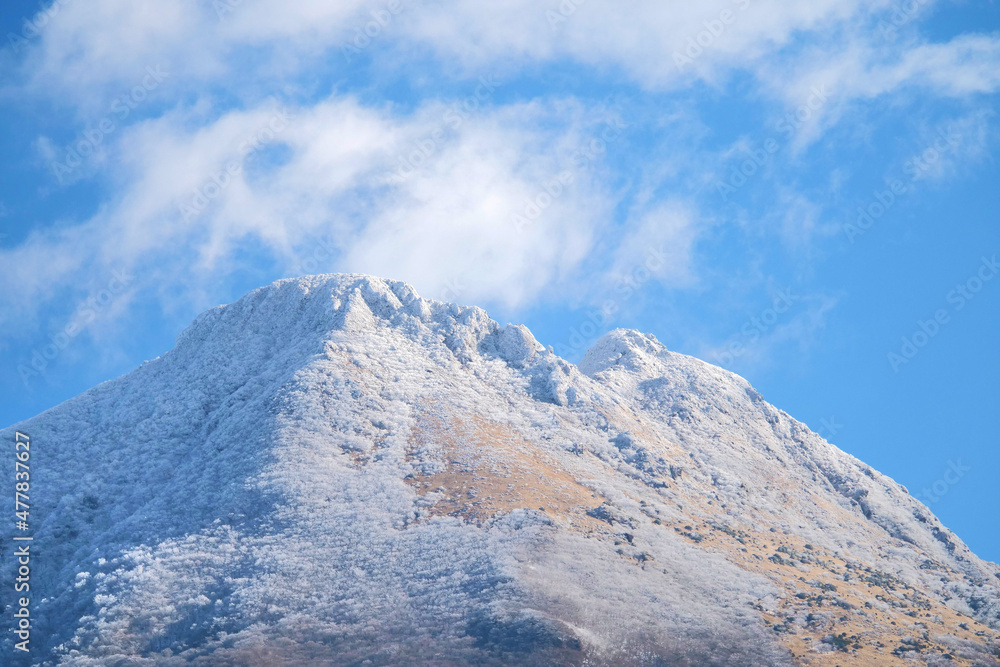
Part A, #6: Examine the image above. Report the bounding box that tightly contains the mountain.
[3,273,999,666]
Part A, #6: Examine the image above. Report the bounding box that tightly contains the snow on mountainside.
[2,274,999,666]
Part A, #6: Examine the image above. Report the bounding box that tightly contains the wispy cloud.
[699,292,839,373]
[2,0,998,378]
[0,96,645,322]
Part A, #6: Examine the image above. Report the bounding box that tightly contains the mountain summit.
[4,274,999,665]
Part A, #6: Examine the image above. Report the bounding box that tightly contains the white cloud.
[0,95,639,324]
[5,0,999,340]
[698,293,839,373]
[402,0,899,87]
[18,0,997,108]
[771,190,841,254]
[341,128,612,307]
[9,0,998,162]
[760,33,1000,148]
[16,0,206,109]
[904,110,997,182]
[607,202,700,290]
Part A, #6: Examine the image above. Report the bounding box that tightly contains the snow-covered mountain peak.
[578,327,769,425]
[4,274,999,665]
[172,273,558,379]
[176,273,435,345]
[578,328,669,376]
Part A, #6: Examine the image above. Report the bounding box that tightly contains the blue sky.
[0,0,998,561]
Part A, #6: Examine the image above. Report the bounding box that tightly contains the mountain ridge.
[3,273,998,666]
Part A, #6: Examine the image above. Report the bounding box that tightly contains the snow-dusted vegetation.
[3,274,998,665]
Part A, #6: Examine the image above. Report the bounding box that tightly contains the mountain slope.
[3,274,998,666]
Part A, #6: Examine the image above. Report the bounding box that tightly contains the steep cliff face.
[3,274,998,666]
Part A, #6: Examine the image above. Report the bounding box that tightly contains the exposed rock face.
[3,274,998,666]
